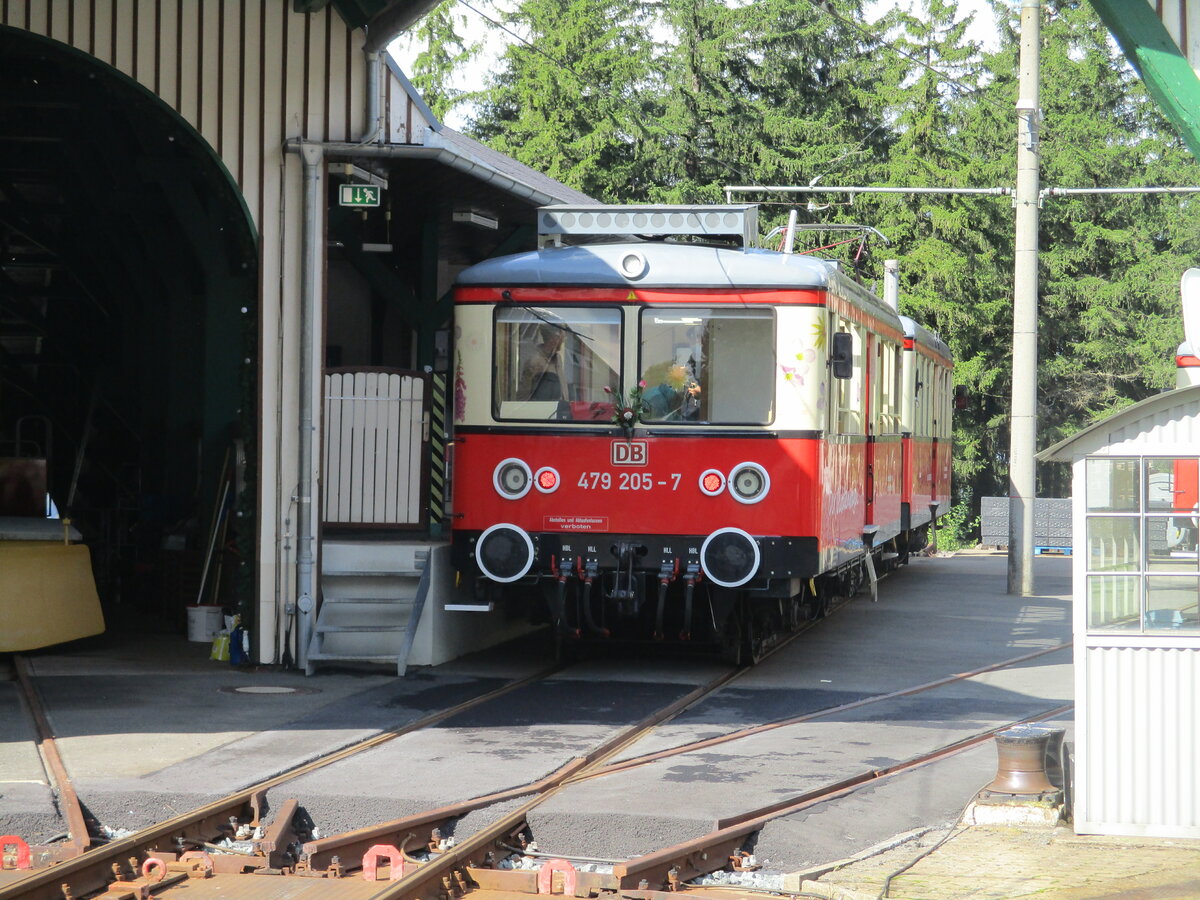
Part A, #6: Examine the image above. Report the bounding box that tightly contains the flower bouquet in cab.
[605,381,648,437]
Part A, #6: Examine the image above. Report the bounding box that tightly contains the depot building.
[0,1,591,668]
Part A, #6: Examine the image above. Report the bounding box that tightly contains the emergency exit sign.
[339,184,380,207]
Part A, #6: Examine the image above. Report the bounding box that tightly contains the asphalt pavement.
[2,551,1197,899]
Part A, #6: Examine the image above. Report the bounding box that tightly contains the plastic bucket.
[186,605,224,642]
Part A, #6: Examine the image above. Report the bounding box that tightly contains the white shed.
[1040,383,1200,838]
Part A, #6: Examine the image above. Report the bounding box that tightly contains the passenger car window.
[639,308,775,424]
[493,307,621,421]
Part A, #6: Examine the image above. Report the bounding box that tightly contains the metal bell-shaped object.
[985,724,1062,796]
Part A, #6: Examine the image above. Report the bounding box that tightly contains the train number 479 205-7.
[577,471,682,491]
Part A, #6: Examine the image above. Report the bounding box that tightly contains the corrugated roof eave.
[1038,384,1200,462]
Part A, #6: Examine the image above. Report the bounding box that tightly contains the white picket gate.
[322,370,428,527]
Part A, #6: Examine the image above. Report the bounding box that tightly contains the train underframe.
[457,523,932,665]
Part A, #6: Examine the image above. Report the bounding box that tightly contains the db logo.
[611,440,648,466]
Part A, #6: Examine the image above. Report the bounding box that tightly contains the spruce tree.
[452,0,1200,526]
[407,0,477,122]
[466,0,657,201]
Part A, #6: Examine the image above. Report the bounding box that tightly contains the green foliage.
[447,0,1200,535]
[466,0,658,201]
[465,0,883,202]
[935,494,980,553]
[408,0,477,121]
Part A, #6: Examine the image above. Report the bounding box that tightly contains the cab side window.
[831,317,864,435]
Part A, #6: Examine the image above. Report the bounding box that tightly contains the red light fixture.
[534,466,560,493]
[699,469,725,496]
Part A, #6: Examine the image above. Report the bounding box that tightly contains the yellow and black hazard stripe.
[429,372,448,529]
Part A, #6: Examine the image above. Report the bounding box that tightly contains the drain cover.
[219,685,320,695]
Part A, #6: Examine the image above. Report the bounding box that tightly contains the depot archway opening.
[0,27,258,637]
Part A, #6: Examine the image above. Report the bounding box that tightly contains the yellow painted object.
[209,632,230,661]
[0,541,105,651]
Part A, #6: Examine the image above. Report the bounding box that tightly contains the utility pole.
[1009,0,1041,595]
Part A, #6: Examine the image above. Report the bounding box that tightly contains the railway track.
[575,642,1072,781]
[1,623,1071,900]
[0,649,582,880]
[5,656,91,865]
[0,603,828,898]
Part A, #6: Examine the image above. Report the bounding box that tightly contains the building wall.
[1066,397,1200,838]
[1077,642,1199,836]
[2,0,375,661]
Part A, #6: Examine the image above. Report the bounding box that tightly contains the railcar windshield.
[638,308,775,424]
[493,307,622,421]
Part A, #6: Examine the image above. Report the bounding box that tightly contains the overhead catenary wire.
[1042,185,1200,196]
[455,0,997,118]
[726,185,1012,200]
[456,0,594,95]
[725,184,1200,202]
[450,0,1163,198]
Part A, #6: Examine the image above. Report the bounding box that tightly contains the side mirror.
[954,384,969,410]
[830,331,853,380]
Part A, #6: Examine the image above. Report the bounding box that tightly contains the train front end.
[448,207,841,655]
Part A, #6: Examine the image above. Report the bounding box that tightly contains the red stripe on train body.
[455,433,821,543]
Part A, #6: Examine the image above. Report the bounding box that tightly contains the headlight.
[494,458,533,499]
[700,527,761,588]
[475,523,535,583]
[728,462,770,504]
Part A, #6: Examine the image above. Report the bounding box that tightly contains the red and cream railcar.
[899,316,954,545]
[448,205,953,659]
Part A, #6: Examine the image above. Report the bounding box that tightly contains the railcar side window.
[831,318,864,435]
[493,307,621,421]
[638,308,775,424]
[878,343,902,434]
[916,356,933,436]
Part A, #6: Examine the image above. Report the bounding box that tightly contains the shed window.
[1086,575,1140,630]
[1146,576,1200,629]
[1083,456,1200,633]
[1086,518,1139,572]
[1086,458,1139,512]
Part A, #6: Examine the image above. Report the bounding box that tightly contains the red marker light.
[534,467,561,493]
[703,473,723,492]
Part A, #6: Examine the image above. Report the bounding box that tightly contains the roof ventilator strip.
[537,204,759,249]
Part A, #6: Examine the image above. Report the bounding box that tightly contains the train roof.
[456,242,901,322]
[899,314,952,361]
[457,242,831,289]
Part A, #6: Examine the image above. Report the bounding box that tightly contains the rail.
[0,571,1066,900]
[0,609,822,899]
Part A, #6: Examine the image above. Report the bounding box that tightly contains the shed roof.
[373,57,595,209]
[296,0,441,49]
[1038,384,1200,462]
